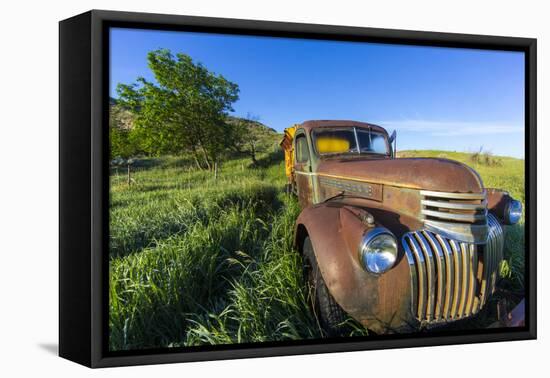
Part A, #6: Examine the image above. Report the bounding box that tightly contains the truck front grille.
[402,213,503,323]
[420,190,489,244]
[420,189,487,223]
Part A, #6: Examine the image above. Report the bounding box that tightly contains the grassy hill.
[108,149,525,350]
[225,115,278,134]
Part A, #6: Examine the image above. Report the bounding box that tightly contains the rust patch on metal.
[383,186,421,219]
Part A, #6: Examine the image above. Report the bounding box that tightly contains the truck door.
[294,132,314,207]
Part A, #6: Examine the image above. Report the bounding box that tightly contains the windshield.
[313,127,389,156]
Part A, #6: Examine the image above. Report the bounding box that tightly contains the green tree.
[116,49,239,170]
[110,101,140,186]
[110,101,138,159]
[228,114,276,166]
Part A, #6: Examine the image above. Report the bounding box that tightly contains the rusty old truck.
[280,120,523,335]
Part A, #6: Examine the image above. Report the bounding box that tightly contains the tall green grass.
[110,201,269,349]
[109,152,323,350]
[183,198,323,346]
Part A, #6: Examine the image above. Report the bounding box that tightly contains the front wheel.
[303,236,347,337]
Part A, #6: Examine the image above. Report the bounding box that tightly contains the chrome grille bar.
[466,244,478,316]
[435,234,454,319]
[483,213,504,306]
[422,208,487,222]
[404,242,419,319]
[415,232,436,321]
[404,236,427,320]
[449,240,462,319]
[456,241,470,318]
[421,199,487,210]
[420,190,487,200]
[423,231,445,320]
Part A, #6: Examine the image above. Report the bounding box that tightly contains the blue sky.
[110,28,525,158]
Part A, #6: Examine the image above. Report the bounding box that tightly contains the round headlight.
[359,228,398,274]
[506,199,522,225]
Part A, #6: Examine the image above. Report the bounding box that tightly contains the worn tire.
[303,236,347,337]
[284,183,292,195]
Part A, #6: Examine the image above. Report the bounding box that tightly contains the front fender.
[295,202,418,333]
[486,188,518,224]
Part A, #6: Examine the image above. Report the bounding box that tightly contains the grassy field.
[109,151,326,351]
[109,149,525,351]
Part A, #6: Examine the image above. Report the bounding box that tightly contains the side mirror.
[388,130,396,144]
[389,130,397,158]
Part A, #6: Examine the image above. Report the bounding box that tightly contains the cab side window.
[295,134,310,163]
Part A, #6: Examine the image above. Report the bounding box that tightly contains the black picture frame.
[59,9,537,368]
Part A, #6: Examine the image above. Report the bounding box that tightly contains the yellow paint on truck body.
[280,125,297,179]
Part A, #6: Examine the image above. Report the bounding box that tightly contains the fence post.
[214,162,218,180]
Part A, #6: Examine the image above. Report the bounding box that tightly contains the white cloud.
[375,119,523,137]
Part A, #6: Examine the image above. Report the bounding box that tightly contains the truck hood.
[317,157,484,193]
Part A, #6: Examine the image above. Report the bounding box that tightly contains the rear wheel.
[284,183,293,195]
[303,236,347,337]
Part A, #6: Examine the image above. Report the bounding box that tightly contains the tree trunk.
[127,164,131,187]
[192,151,203,170]
[199,145,212,170]
[194,118,212,170]
[190,145,204,170]
[251,143,257,166]
[193,155,202,170]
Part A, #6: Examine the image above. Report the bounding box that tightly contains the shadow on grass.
[110,156,203,175]
[253,149,284,168]
[109,185,282,259]
[110,158,162,173]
